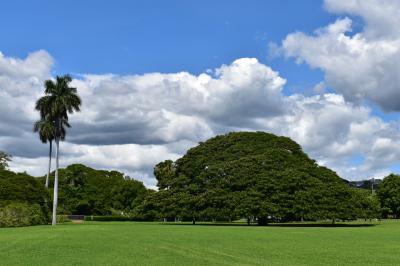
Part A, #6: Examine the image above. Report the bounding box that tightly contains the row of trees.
[1,148,400,226]
[42,164,148,215]
[0,162,149,227]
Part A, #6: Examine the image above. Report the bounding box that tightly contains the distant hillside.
[348,179,382,191]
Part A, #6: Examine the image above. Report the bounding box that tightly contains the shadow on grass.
[160,222,377,228]
[266,223,376,228]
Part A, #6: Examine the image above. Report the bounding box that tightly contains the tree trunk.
[247,217,250,226]
[45,140,52,188]
[192,218,196,225]
[258,217,268,226]
[52,138,60,226]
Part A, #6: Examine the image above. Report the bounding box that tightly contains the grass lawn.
[1,220,400,265]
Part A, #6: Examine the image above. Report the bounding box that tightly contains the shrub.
[0,202,49,227]
[57,215,71,223]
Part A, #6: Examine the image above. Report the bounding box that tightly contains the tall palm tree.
[35,75,81,226]
[33,116,69,188]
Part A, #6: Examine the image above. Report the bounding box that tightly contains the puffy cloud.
[0,50,399,186]
[0,51,53,159]
[68,57,286,145]
[9,142,182,188]
[255,93,400,179]
[0,50,52,80]
[0,51,52,132]
[280,0,400,111]
[324,0,400,39]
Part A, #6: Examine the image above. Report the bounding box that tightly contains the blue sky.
[1,0,339,109]
[1,0,399,186]
[1,1,329,78]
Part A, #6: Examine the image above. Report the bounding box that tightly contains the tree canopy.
[377,174,400,218]
[149,132,380,223]
[44,164,148,215]
[0,169,50,227]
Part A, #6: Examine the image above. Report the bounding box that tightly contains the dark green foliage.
[35,75,81,126]
[0,170,49,207]
[0,202,48,227]
[351,189,381,219]
[83,216,146,221]
[149,132,380,223]
[378,174,400,218]
[0,170,50,227]
[44,164,148,215]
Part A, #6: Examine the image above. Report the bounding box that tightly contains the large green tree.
[35,75,81,225]
[152,132,380,224]
[377,174,400,218]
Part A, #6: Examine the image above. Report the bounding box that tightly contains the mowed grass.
[1,221,400,265]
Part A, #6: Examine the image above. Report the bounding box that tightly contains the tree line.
[1,147,400,227]
[0,163,149,227]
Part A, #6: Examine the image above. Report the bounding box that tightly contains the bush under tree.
[0,169,50,227]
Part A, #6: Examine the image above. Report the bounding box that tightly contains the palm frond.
[35,73,82,141]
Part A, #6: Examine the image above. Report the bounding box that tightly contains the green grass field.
[1,221,400,265]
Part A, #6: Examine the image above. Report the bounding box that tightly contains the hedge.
[84,216,146,222]
[0,202,49,227]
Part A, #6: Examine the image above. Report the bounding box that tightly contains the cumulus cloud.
[68,57,286,145]
[255,93,400,179]
[1,50,399,186]
[9,142,183,189]
[324,0,400,39]
[0,51,53,159]
[280,0,400,111]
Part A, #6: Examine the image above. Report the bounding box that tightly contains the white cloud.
[67,57,286,145]
[324,0,400,39]
[280,0,400,111]
[254,93,399,180]
[9,142,182,188]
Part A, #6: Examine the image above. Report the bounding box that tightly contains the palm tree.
[0,151,12,170]
[33,116,69,188]
[35,75,81,226]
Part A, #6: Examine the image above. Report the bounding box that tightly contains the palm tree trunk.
[51,137,60,226]
[45,140,52,188]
